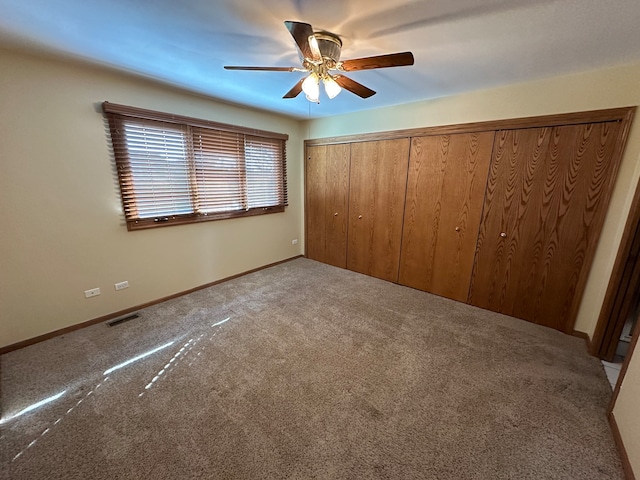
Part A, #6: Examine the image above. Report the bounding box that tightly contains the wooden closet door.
[468,121,622,332]
[305,145,327,262]
[347,139,410,282]
[305,144,350,267]
[399,132,494,301]
[324,144,350,268]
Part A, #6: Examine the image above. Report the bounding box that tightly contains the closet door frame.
[304,108,634,146]
[594,148,640,359]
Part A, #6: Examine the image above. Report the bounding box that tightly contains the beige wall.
[0,48,305,348]
[305,62,640,338]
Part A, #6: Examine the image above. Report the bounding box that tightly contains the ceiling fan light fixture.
[323,76,342,99]
[225,21,414,102]
[302,73,320,103]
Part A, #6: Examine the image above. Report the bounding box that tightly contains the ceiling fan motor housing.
[314,31,342,65]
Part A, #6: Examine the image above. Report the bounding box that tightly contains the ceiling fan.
[224,21,414,103]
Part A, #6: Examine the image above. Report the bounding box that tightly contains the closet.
[304,108,634,333]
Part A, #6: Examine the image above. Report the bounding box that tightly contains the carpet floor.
[0,258,623,479]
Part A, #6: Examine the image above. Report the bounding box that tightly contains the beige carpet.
[0,258,623,479]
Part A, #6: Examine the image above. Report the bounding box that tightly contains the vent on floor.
[107,313,139,327]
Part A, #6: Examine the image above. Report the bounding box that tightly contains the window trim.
[103,102,288,231]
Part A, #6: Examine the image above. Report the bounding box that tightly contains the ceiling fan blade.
[284,20,322,62]
[283,78,305,99]
[224,66,299,72]
[340,52,414,71]
[333,75,376,99]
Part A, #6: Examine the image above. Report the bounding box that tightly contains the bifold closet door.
[305,145,327,263]
[347,139,410,282]
[468,121,622,332]
[398,132,494,301]
[305,144,351,268]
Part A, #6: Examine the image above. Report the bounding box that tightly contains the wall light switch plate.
[114,281,129,291]
[292,239,298,245]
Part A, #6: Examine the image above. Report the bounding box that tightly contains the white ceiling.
[1,0,640,119]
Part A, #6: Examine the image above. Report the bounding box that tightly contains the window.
[103,102,288,230]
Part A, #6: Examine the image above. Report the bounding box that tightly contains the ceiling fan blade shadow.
[340,52,414,71]
[209,33,284,53]
[333,75,376,98]
[224,66,299,71]
[283,78,305,98]
[284,20,322,62]
[343,0,555,39]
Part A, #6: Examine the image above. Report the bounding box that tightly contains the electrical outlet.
[292,239,298,245]
[114,281,129,291]
[84,287,101,298]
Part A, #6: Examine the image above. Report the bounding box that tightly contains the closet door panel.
[347,139,410,282]
[469,121,622,331]
[467,128,549,315]
[305,145,328,262]
[324,144,351,268]
[399,132,494,301]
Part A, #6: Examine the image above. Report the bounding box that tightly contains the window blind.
[192,127,245,214]
[103,102,288,230]
[245,136,287,209]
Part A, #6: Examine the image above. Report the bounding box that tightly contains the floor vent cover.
[108,313,139,327]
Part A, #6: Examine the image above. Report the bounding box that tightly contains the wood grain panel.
[324,144,351,268]
[305,145,327,262]
[347,139,410,282]
[399,132,494,301]
[469,121,622,332]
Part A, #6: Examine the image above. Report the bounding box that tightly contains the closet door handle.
[500,232,507,238]
[334,212,338,216]
[358,215,363,219]
[455,227,461,232]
